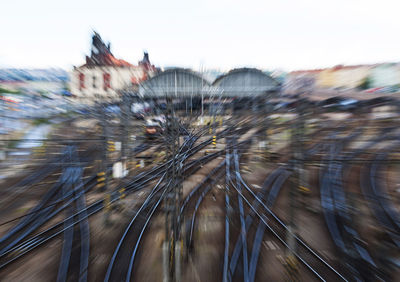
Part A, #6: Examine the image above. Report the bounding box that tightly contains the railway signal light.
[135,160,144,168]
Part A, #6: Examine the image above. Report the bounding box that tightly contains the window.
[93,75,97,89]
[92,45,99,54]
[103,73,111,90]
[79,73,85,90]
[131,76,138,85]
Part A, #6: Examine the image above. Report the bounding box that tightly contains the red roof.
[105,54,134,67]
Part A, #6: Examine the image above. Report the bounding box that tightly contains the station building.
[70,32,157,105]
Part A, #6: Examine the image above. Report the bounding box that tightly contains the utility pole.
[298,102,310,207]
[96,101,111,226]
[99,102,109,192]
[163,72,183,282]
[200,65,205,124]
[263,113,270,161]
[285,100,305,279]
[264,94,274,161]
[121,90,132,176]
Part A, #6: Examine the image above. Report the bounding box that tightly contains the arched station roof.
[212,68,280,97]
[139,68,211,98]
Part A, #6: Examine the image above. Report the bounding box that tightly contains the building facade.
[284,70,320,94]
[70,32,157,104]
[290,63,399,91]
[370,63,400,88]
[332,65,371,89]
[316,68,336,88]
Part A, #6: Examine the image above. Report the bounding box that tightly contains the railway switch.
[119,187,126,199]
[104,194,111,210]
[212,136,217,148]
[107,141,116,152]
[96,171,106,189]
[298,185,310,194]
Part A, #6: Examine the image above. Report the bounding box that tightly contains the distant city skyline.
[1,0,399,71]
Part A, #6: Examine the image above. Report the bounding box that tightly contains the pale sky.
[1,0,399,71]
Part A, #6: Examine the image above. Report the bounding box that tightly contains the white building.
[70,32,157,105]
[370,63,400,88]
[70,66,148,104]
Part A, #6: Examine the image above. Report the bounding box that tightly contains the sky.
[1,0,400,72]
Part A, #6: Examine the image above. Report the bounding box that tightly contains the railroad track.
[0,122,239,273]
[230,148,347,281]
[3,115,383,281]
[0,153,169,270]
[104,128,212,281]
[0,137,177,271]
[360,146,400,247]
[317,128,400,280]
[103,122,252,281]
[0,138,166,250]
[56,146,90,282]
[176,123,344,281]
[225,130,336,282]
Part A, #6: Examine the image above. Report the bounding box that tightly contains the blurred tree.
[0,86,21,94]
[358,76,371,90]
[62,81,70,92]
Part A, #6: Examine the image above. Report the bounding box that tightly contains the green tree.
[358,76,371,90]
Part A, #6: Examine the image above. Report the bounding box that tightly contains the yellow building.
[334,65,371,89]
[316,68,335,88]
[316,65,371,89]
